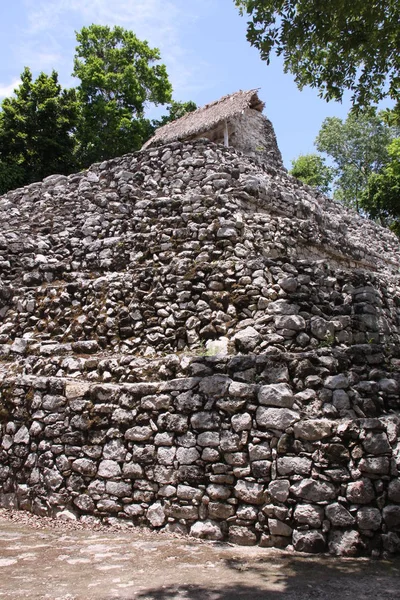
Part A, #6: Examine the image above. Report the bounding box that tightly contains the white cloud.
[21,0,213,97]
[0,79,21,98]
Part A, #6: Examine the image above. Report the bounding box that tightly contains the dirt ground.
[0,511,400,600]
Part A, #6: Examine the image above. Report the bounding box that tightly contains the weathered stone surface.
[97,460,121,479]
[293,504,324,528]
[326,503,355,527]
[147,502,166,527]
[256,407,299,430]
[233,327,261,352]
[1,136,400,557]
[72,459,97,477]
[293,419,333,441]
[383,505,400,529]
[346,479,375,504]
[328,530,363,557]
[228,526,258,546]
[290,479,337,502]
[190,520,223,541]
[277,457,312,476]
[234,480,265,505]
[292,530,326,553]
[357,507,381,531]
[125,426,153,442]
[268,480,290,503]
[258,384,294,408]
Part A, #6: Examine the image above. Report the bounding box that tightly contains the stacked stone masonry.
[1,138,400,556]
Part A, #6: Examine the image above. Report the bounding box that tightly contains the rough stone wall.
[1,353,400,557]
[1,138,400,555]
[230,109,284,170]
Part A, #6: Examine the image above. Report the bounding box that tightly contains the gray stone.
[294,419,333,441]
[190,520,223,541]
[310,316,334,341]
[103,439,127,461]
[234,480,265,505]
[268,480,290,502]
[10,338,27,354]
[97,460,121,479]
[357,507,381,531]
[329,530,363,556]
[388,479,400,502]
[359,456,389,475]
[197,432,220,447]
[191,412,220,430]
[291,479,337,502]
[206,484,231,501]
[362,431,391,455]
[258,383,294,408]
[176,447,200,464]
[231,413,252,432]
[324,374,349,390]
[293,504,324,528]
[125,426,153,442]
[228,526,258,546]
[105,481,132,497]
[383,505,400,529]
[379,379,398,394]
[275,315,306,331]
[346,479,375,504]
[199,375,231,397]
[72,459,97,477]
[147,502,166,527]
[292,530,326,553]
[268,519,292,537]
[157,446,176,465]
[325,503,355,527]
[256,407,299,430]
[14,426,30,444]
[233,326,262,351]
[277,457,312,476]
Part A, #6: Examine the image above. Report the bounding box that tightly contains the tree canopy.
[315,111,396,211]
[289,153,333,194]
[235,0,400,108]
[361,138,400,233]
[0,25,197,195]
[73,24,173,166]
[0,67,79,192]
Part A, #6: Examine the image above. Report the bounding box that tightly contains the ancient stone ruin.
[1,91,400,556]
[143,89,283,168]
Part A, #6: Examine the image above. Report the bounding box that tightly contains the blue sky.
[0,0,366,168]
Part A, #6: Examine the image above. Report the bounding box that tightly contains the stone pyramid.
[1,133,400,556]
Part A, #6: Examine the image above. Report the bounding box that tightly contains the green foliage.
[315,111,397,211]
[73,24,173,166]
[0,159,25,195]
[361,139,400,233]
[0,68,79,189]
[289,153,333,194]
[235,0,400,108]
[152,100,197,129]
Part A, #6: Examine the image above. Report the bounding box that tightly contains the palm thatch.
[142,89,264,149]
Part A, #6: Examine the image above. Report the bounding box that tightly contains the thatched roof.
[142,89,264,149]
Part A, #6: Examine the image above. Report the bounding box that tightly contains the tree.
[315,111,396,211]
[235,0,400,108]
[0,68,79,190]
[361,138,400,233]
[289,153,333,194]
[152,100,197,129]
[73,24,173,166]
[0,159,25,196]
